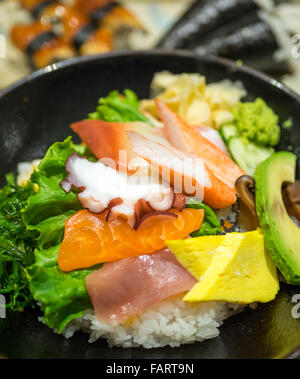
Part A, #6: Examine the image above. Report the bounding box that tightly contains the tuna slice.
[85,249,197,324]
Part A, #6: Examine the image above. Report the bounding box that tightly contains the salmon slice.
[58,208,204,272]
[128,131,236,209]
[71,119,137,172]
[71,119,168,173]
[155,99,245,189]
[85,248,197,324]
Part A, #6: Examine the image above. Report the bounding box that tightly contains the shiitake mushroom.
[283,180,300,224]
[235,175,259,231]
[235,175,300,230]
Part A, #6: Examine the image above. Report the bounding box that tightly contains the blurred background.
[0,0,300,93]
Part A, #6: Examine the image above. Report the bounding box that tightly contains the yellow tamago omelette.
[166,229,279,304]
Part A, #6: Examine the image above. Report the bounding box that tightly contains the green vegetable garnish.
[226,137,274,177]
[0,174,37,311]
[220,98,282,175]
[88,89,150,124]
[233,98,280,147]
[186,198,222,237]
[255,151,300,284]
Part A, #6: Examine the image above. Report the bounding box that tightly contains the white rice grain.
[62,296,243,349]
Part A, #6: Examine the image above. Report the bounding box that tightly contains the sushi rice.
[62,296,244,349]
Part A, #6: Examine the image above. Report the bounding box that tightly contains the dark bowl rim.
[1,48,300,359]
[1,48,300,105]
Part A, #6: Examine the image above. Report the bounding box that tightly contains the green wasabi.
[220,98,281,175]
[233,98,280,147]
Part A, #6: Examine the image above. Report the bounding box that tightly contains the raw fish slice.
[71,119,140,172]
[71,119,168,174]
[85,248,197,324]
[58,207,204,272]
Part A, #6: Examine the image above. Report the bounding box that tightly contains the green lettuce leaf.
[23,137,95,332]
[23,172,80,226]
[88,89,150,124]
[37,137,94,177]
[27,244,92,333]
[186,198,223,237]
[27,211,76,250]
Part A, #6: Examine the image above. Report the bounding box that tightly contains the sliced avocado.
[255,151,300,284]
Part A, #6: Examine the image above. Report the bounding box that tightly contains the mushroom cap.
[235,175,259,231]
[283,180,300,223]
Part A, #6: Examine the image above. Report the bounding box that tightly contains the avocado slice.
[255,151,300,284]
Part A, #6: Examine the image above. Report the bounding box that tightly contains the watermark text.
[291,294,300,319]
[0,294,5,319]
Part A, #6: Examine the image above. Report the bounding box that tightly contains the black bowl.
[1,50,300,359]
